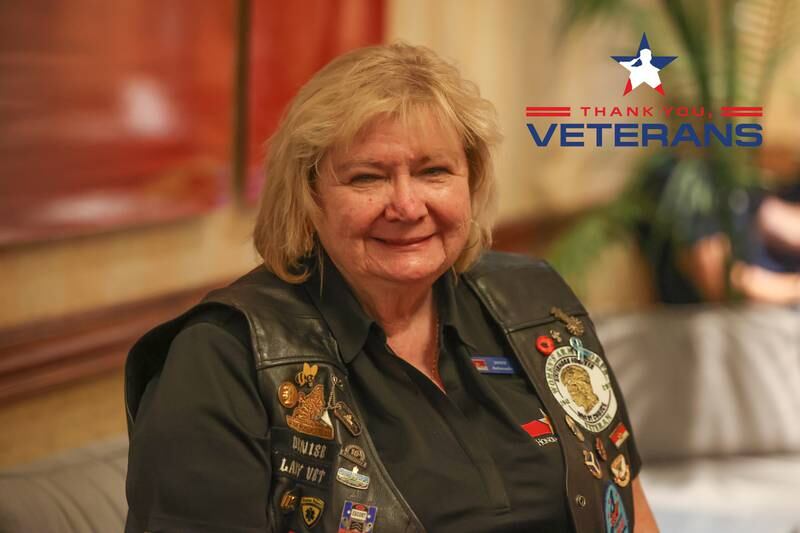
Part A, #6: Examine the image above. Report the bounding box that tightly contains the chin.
[372,256,449,285]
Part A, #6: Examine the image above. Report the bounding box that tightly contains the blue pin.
[570,337,591,363]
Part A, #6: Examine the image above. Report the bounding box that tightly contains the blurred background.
[1,1,799,532]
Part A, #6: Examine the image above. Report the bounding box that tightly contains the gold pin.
[286,383,334,440]
[549,329,563,343]
[277,381,299,408]
[295,362,319,387]
[610,454,631,487]
[565,415,585,442]
[583,449,603,479]
[279,489,298,513]
[550,307,585,336]
[340,444,367,469]
[595,437,608,462]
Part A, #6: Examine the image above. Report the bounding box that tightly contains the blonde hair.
[253,42,501,283]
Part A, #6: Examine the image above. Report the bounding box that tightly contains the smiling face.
[314,112,472,292]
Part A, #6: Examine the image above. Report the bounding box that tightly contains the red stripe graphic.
[526,106,571,117]
[721,106,763,117]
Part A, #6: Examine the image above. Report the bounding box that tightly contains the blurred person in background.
[124,42,658,533]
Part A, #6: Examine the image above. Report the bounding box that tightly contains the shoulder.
[462,251,586,328]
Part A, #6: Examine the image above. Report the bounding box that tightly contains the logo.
[521,409,558,446]
[525,32,763,148]
[301,496,325,528]
[544,343,618,433]
[338,501,378,533]
[612,33,677,96]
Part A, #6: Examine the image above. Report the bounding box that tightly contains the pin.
[333,401,362,436]
[565,415,585,442]
[550,307,585,336]
[549,329,563,343]
[278,381,299,408]
[279,489,298,513]
[536,335,555,356]
[583,449,603,479]
[339,501,378,532]
[286,383,335,440]
[609,422,630,449]
[336,466,370,490]
[610,454,631,487]
[570,336,593,363]
[340,444,368,469]
[300,496,325,528]
[545,343,618,433]
[295,362,319,388]
[595,437,608,461]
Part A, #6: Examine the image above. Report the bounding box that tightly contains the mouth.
[373,234,434,247]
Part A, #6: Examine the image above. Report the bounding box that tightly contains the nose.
[384,175,427,221]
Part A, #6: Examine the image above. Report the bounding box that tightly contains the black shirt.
[127,259,641,532]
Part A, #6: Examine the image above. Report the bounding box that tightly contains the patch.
[338,500,378,533]
[336,466,370,490]
[286,383,335,440]
[609,422,630,449]
[550,307,585,336]
[545,337,618,433]
[272,428,336,462]
[333,401,362,436]
[471,356,515,374]
[583,449,603,479]
[273,451,330,487]
[604,484,630,533]
[610,454,631,487]
[536,335,556,356]
[340,444,368,469]
[301,496,325,528]
[522,409,557,447]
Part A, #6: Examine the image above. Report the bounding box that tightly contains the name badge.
[471,356,515,375]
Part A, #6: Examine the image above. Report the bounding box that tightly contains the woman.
[125,42,658,533]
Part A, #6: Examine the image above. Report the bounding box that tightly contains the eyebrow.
[334,154,457,173]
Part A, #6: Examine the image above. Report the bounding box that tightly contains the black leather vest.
[125,251,636,532]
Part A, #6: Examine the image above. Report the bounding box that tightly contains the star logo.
[611,33,677,96]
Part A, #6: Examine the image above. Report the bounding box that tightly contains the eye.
[421,167,449,176]
[349,174,383,184]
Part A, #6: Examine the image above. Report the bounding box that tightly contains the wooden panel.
[0,282,219,404]
[244,0,385,201]
[0,0,236,245]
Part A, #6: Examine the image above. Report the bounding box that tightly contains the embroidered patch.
[272,427,336,462]
[471,356,515,374]
[286,383,335,440]
[544,338,618,433]
[273,451,330,487]
[604,483,630,533]
[301,496,325,528]
[338,500,378,533]
[521,410,557,446]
